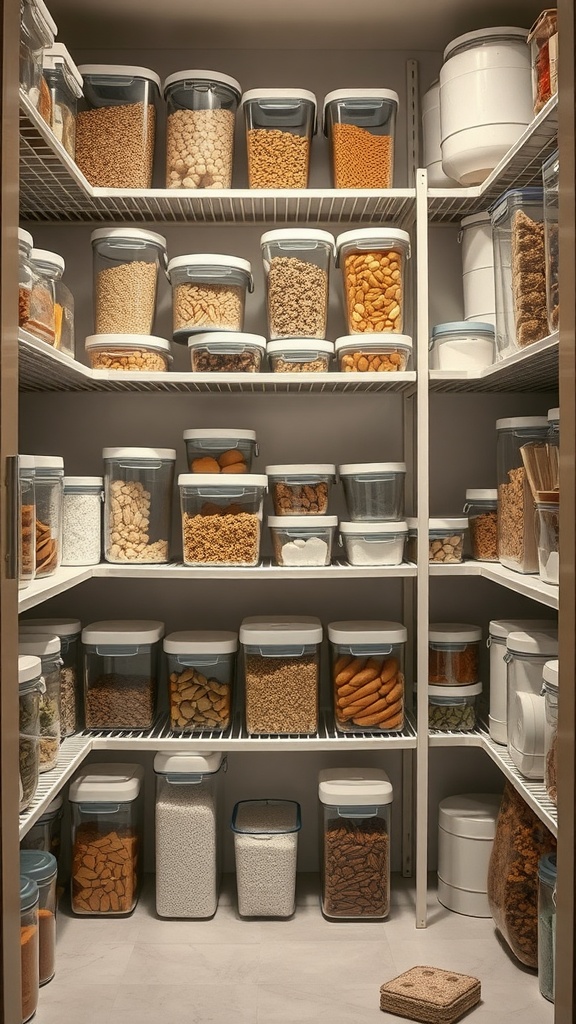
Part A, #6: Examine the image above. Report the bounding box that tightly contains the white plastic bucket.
[460,213,496,325]
[422,80,457,187]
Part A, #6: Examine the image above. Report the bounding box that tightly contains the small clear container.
[183,428,258,474]
[19,618,82,737]
[339,521,407,566]
[179,473,267,567]
[542,151,559,335]
[319,768,393,919]
[339,462,406,521]
[231,799,301,917]
[240,616,322,735]
[548,406,559,448]
[528,10,558,114]
[20,850,57,985]
[323,89,398,189]
[28,248,56,346]
[496,416,549,573]
[428,517,468,563]
[18,656,43,813]
[405,517,418,562]
[164,630,237,733]
[19,455,36,589]
[491,189,547,358]
[536,500,559,585]
[429,623,482,685]
[335,334,413,372]
[506,629,558,779]
[82,620,164,730]
[19,228,35,335]
[86,334,172,372]
[103,446,176,564]
[428,683,482,732]
[164,70,241,189]
[261,229,334,340]
[32,455,64,578]
[155,752,226,918]
[266,464,335,516]
[542,659,558,806]
[20,874,39,1023]
[188,332,265,373]
[242,89,317,188]
[61,476,103,567]
[328,620,407,734]
[21,794,63,860]
[91,228,168,336]
[267,339,334,373]
[18,633,61,773]
[31,249,74,356]
[69,763,144,915]
[168,254,253,340]
[76,65,160,188]
[538,852,557,1003]
[42,43,83,157]
[20,0,56,114]
[429,322,494,372]
[464,488,498,561]
[336,228,411,335]
[269,515,337,566]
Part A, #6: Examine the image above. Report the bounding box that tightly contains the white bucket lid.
[86,334,172,354]
[102,446,176,460]
[460,212,491,229]
[18,633,61,656]
[19,617,81,637]
[163,630,238,654]
[31,248,65,274]
[91,227,167,249]
[323,87,399,118]
[265,464,335,476]
[548,407,559,423]
[69,763,145,803]
[335,335,413,352]
[19,228,34,249]
[465,489,497,501]
[260,228,335,250]
[429,518,468,529]
[429,682,482,697]
[318,767,393,806]
[429,623,482,643]
[78,65,162,91]
[338,462,406,475]
[268,515,337,528]
[19,455,35,470]
[178,472,267,487]
[187,332,266,350]
[167,253,252,276]
[496,416,548,431]
[33,455,64,470]
[443,26,529,61]
[438,793,501,840]
[64,476,103,487]
[327,620,407,644]
[267,339,335,355]
[183,428,257,442]
[543,659,559,689]
[82,620,164,644]
[163,69,241,97]
[489,618,553,640]
[18,655,42,685]
[340,521,408,535]
[154,751,224,775]
[510,691,546,756]
[506,629,559,656]
[43,43,84,94]
[240,615,322,645]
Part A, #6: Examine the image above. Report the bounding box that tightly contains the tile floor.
[38,875,553,1024]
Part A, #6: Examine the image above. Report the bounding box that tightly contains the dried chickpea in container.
[163,70,241,189]
[335,335,412,372]
[241,89,317,189]
[335,228,411,335]
[323,89,398,189]
[86,334,172,372]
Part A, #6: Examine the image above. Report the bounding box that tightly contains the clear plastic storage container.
[261,229,334,340]
[69,763,144,915]
[18,656,43,813]
[460,212,496,326]
[19,228,35,335]
[20,0,57,115]
[328,620,406,734]
[76,65,160,188]
[323,89,398,189]
[42,43,83,157]
[179,473,267,566]
[155,752,225,918]
[339,463,405,521]
[487,618,553,746]
[491,189,547,358]
[82,620,164,729]
[31,248,74,356]
[19,455,35,589]
[33,455,64,578]
[103,446,176,563]
[422,80,457,187]
[19,618,82,737]
[168,254,253,339]
[165,631,237,733]
[548,405,559,447]
[183,428,258,474]
[21,794,63,861]
[528,10,558,114]
[18,633,61,773]
[188,332,265,373]
[464,489,498,561]
[266,464,335,516]
[240,616,322,735]
[91,228,168,337]
[506,629,558,779]
[535,500,559,585]
[543,659,558,806]
[86,334,172,372]
[429,624,482,685]
[437,794,501,919]
[20,850,57,985]
[62,476,103,567]
[542,151,559,334]
[428,683,482,732]
[336,228,410,335]
[339,520,407,567]
[335,334,412,372]
[428,517,467,563]
[164,70,241,189]
[429,322,494,372]
[267,339,334,373]
[231,799,301,917]
[319,768,393,919]
[242,89,317,188]
[496,416,548,573]
[268,515,337,566]
[538,852,557,1003]
[20,874,39,1024]
[28,248,56,346]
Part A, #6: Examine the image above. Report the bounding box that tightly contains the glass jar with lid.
[542,659,558,805]
[20,850,57,986]
[31,249,74,355]
[20,0,57,117]
[496,416,549,573]
[18,633,62,773]
[323,89,398,189]
[21,794,63,860]
[27,248,56,346]
[18,655,43,812]
[20,874,39,1023]
[164,70,241,189]
[19,618,83,736]
[42,43,83,158]
[82,620,164,730]
[464,489,498,561]
[18,455,36,589]
[33,455,64,577]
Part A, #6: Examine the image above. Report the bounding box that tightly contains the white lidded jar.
[460,212,496,325]
[429,321,494,372]
[231,799,301,917]
[505,628,558,778]
[61,476,103,566]
[437,793,501,918]
[487,618,554,745]
[421,80,457,187]
[439,27,533,185]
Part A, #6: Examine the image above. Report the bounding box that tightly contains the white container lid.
[18,655,42,685]
[268,515,338,528]
[19,228,34,249]
[163,630,238,654]
[429,517,468,530]
[489,618,554,640]
[69,763,145,803]
[465,489,497,501]
[327,620,407,644]
[86,334,172,354]
[33,455,64,470]
[78,65,161,91]
[187,332,266,350]
[336,228,411,259]
[19,617,82,637]
[167,253,252,276]
[19,455,35,470]
[510,691,546,757]
[543,659,559,689]
[178,472,267,487]
[506,629,559,656]
[241,88,317,110]
[323,88,399,124]
[406,517,418,531]
[261,227,335,245]
[31,248,65,274]
[548,408,559,423]
[460,212,492,229]
[429,683,482,697]
[239,615,322,646]
[338,462,406,476]
[18,633,61,656]
[340,521,408,535]
[82,620,164,644]
[335,335,413,352]
[267,339,335,355]
[183,428,256,442]
[265,464,335,477]
[43,44,84,94]
[32,0,58,38]
[318,768,393,806]
[154,751,224,775]
[496,416,548,431]
[163,69,241,97]
[438,793,501,840]
[443,26,529,61]
[429,623,482,643]
[91,227,167,249]
[102,446,176,460]
[64,476,103,487]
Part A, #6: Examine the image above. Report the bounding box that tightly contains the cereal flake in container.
[42,43,83,158]
[464,489,498,561]
[336,228,410,335]
[31,248,74,356]
[323,89,398,189]
[164,70,241,189]
[428,623,482,686]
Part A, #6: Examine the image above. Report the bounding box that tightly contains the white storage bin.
[506,628,558,779]
[487,618,554,745]
[188,332,265,373]
[339,520,407,566]
[422,80,457,187]
[460,212,496,325]
[429,322,494,372]
[183,428,258,474]
[339,462,406,521]
[268,515,337,567]
[437,793,501,918]
[231,799,301,917]
[168,255,253,340]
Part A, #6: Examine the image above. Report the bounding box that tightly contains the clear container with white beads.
[62,477,103,566]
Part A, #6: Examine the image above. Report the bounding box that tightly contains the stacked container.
[437,794,501,917]
[164,70,241,189]
[267,339,334,373]
[183,428,258,474]
[505,628,558,778]
[61,477,103,567]
[339,462,407,566]
[538,852,557,1002]
[18,455,36,589]
[328,620,406,733]
[428,623,483,733]
[496,416,549,573]
[335,335,413,374]
[21,794,63,861]
[542,659,558,806]
[31,249,74,355]
[464,489,498,562]
[231,799,301,917]
[336,228,410,336]
[242,89,317,188]
[33,455,64,578]
[460,212,496,326]
[491,189,548,358]
[164,631,237,733]
[487,618,554,745]
[429,322,494,372]
[91,228,168,339]
[18,633,61,773]
[19,618,83,736]
[261,229,334,341]
[422,80,457,187]
[103,447,175,564]
[42,43,83,157]
[82,619,164,729]
[188,332,265,373]
[266,464,337,567]
[179,473,267,566]
[168,254,253,341]
[323,89,398,188]
[18,655,43,813]
[20,850,57,985]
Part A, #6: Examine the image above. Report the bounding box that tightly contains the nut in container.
[328,620,407,733]
[164,630,237,733]
[336,228,411,335]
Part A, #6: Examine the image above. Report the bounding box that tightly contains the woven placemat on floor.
[380,965,481,1023]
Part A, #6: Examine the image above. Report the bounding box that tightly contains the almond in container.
[335,334,412,372]
[335,228,411,335]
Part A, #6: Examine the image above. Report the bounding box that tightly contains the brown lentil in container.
[244,653,318,735]
[267,257,328,339]
[75,102,156,189]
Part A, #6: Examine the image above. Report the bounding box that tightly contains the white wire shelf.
[18,566,92,613]
[428,94,558,223]
[430,561,559,610]
[19,734,91,838]
[429,332,558,393]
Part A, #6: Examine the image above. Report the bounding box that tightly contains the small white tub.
[339,521,407,566]
[430,321,494,372]
[460,212,496,326]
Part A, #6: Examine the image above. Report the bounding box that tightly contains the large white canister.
[460,212,496,325]
[437,793,501,917]
[439,27,534,185]
[422,80,457,187]
[506,628,558,779]
[488,618,554,745]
